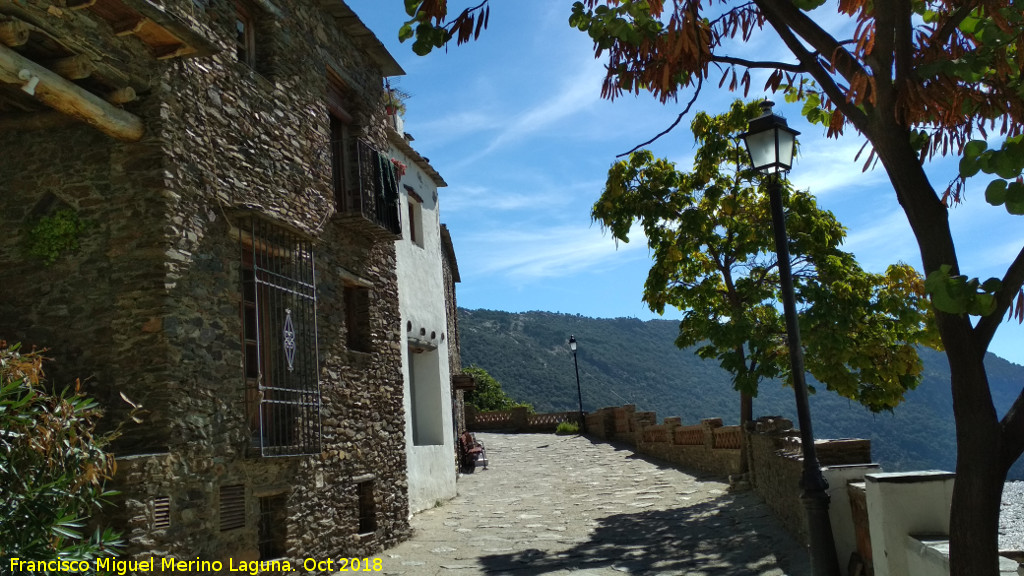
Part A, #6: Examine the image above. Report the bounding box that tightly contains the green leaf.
[964,139,988,158]
[959,155,981,178]
[398,22,414,42]
[985,179,1008,205]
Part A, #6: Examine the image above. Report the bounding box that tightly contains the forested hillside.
[458,308,1024,479]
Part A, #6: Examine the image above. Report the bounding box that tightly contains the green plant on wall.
[24,209,85,266]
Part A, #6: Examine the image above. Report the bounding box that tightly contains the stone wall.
[0,0,411,564]
[585,406,744,477]
[581,406,871,546]
[745,416,872,544]
[466,406,583,433]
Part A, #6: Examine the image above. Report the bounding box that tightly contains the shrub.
[23,209,86,265]
[555,421,580,435]
[0,342,126,566]
[463,365,534,413]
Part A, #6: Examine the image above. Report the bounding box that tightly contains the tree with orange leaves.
[401,1,1024,574]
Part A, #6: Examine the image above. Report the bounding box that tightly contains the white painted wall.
[823,463,881,576]
[865,470,955,576]
[391,138,457,514]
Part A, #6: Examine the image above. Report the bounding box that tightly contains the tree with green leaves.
[463,365,533,413]
[1,343,125,569]
[399,2,1024,571]
[593,100,936,426]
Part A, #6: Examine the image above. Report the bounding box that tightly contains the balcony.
[334,139,402,238]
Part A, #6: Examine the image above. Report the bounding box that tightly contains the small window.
[356,481,376,535]
[153,496,171,530]
[344,285,372,353]
[219,485,245,532]
[234,0,256,67]
[406,186,424,248]
[258,495,288,559]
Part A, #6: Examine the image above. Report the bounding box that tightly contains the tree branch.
[753,0,870,128]
[617,77,703,157]
[931,3,978,49]
[975,244,1024,351]
[709,55,804,73]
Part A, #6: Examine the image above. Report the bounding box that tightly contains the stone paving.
[373,433,811,575]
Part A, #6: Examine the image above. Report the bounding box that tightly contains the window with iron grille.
[239,217,322,457]
[356,480,376,535]
[258,494,288,560]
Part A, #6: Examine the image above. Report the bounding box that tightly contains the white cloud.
[461,225,648,282]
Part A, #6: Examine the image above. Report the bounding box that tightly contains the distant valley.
[458,308,1024,479]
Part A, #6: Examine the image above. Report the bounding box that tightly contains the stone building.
[0,0,419,563]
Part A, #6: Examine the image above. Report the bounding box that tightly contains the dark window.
[258,494,288,559]
[219,485,245,531]
[357,481,376,535]
[234,0,256,67]
[239,217,321,456]
[327,71,355,212]
[344,285,372,353]
[406,186,424,248]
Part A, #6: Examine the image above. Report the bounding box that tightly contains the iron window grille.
[240,217,322,457]
[258,494,288,560]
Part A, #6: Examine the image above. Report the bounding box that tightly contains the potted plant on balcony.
[384,88,407,116]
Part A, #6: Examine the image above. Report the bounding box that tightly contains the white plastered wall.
[392,141,457,514]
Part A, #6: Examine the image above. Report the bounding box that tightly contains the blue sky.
[345,1,1024,366]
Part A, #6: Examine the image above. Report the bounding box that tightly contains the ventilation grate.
[153,496,171,529]
[219,484,246,531]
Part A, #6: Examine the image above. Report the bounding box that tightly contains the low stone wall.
[583,406,872,546]
[585,406,744,477]
[466,406,581,433]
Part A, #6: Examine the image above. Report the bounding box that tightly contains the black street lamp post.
[569,335,583,429]
[740,101,840,576]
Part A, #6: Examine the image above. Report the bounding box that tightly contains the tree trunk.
[739,391,752,474]
[867,122,1007,576]
[945,329,1005,576]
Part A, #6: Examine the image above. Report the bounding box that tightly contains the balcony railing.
[335,139,402,237]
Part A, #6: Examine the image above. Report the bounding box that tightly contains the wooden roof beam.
[0,20,29,46]
[0,43,143,140]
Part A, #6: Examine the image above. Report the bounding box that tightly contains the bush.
[555,421,580,435]
[463,365,534,413]
[0,342,125,566]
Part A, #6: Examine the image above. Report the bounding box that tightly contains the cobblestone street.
[374,433,811,575]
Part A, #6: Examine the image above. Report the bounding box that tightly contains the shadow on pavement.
[476,492,810,575]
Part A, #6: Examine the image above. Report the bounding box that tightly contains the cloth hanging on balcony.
[375,151,399,204]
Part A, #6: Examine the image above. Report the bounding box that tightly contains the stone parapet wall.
[584,407,744,477]
[466,406,583,433]
[579,407,871,546]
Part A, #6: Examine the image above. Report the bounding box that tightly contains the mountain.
[458,308,1024,479]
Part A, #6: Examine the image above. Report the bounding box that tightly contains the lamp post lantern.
[740,100,840,576]
[569,335,583,430]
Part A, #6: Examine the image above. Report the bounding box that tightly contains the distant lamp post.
[569,335,583,430]
[741,100,840,576]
